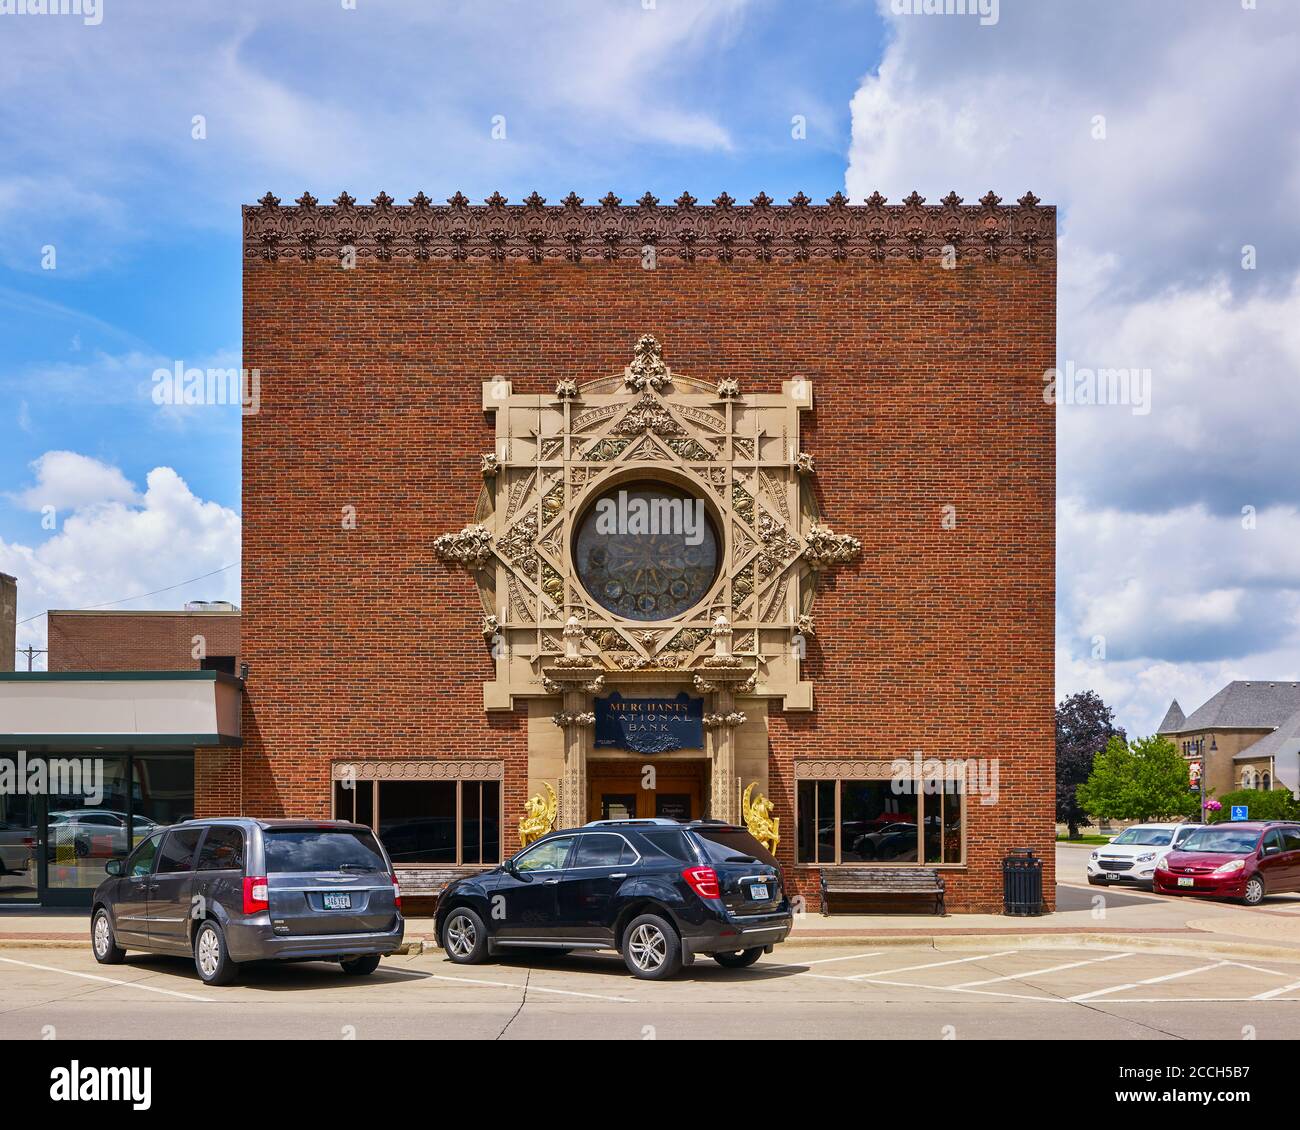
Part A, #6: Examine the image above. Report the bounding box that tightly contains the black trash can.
[1002,848,1044,916]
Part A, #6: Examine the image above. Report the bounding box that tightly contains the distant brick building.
[48,605,241,673]
[225,189,1058,912]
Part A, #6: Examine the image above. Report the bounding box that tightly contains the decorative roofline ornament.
[244,190,1055,266]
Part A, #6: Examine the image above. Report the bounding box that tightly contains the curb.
[9,930,1300,964]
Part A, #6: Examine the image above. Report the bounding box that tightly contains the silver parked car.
[91,818,404,985]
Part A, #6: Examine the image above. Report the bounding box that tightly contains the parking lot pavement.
[4,941,1300,1040]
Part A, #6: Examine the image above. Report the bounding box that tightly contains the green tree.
[1056,690,1125,838]
[1076,734,1200,822]
[1207,788,1300,824]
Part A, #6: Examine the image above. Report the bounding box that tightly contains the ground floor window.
[333,772,501,867]
[796,775,964,866]
[0,751,194,904]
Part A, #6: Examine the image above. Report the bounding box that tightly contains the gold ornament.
[519,782,558,848]
[742,782,780,855]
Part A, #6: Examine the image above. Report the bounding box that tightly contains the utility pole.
[17,646,47,671]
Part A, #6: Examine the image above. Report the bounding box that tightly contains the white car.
[1087,823,1204,886]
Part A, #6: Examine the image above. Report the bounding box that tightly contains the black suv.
[434,819,792,979]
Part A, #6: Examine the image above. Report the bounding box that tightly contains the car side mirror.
[105,858,123,877]
[502,858,518,875]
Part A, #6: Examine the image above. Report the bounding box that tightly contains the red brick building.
[226,190,1057,912]
[48,606,240,673]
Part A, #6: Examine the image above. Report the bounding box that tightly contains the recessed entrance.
[587,759,708,822]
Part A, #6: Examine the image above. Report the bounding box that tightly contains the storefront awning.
[0,671,242,751]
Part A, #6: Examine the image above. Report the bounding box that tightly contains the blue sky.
[3,0,1299,737]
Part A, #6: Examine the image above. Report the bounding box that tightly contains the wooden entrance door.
[587,760,706,822]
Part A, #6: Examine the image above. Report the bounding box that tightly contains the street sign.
[1231,805,1249,821]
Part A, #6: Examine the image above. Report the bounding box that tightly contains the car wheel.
[91,908,125,965]
[712,947,764,969]
[1243,875,1266,906]
[193,920,239,985]
[340,955,382,976]
[621,913,682,980]
[441,908,488,964]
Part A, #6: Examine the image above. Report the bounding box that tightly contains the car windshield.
[264,828,387,873]
[1111,828,1173,846]
[1176,828,1261,854]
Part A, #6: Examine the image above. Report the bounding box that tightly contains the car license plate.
[323,893,353,910]
[1177,877,1194,888]
[750,882,769,901]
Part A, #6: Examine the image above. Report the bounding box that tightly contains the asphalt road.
[4,940,1300,1040]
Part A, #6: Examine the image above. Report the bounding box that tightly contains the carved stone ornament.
[803,524,862,570]
[624,334,672,392]
[245,190,1054,266]
[435,334,861,711]
[433,524,494,569]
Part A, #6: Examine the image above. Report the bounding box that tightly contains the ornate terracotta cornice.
[243,190,1054,265]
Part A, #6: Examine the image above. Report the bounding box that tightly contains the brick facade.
[235,193,1056,912]
[48,610,241,672]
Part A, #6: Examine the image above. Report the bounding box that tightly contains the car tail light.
[243,875,269,914]
[391,873,402,911]
[682,865,721,900]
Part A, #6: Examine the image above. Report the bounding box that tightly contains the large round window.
[573,481,720,621]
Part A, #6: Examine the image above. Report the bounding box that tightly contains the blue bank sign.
[594,692,704,754]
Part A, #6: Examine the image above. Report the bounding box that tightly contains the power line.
[15,563,239,626]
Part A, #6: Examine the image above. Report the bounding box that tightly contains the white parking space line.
[950,952,1133,989]
[0,956,213,1002]
[1251,978,1300,1000]
[845,950,1017,980]
[1226,961,1290,978]
[787,950,885,967]
[1069,961,1228,1002]
[381,966,636,1003]
[854,975,1063,1003]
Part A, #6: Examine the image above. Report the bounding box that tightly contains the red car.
[1153,821,1300,905]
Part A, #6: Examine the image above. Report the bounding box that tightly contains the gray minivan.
[91,818,404,985]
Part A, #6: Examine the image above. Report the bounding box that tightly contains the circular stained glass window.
[573,481,720,621]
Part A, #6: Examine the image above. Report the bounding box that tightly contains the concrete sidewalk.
[12,883,1300,961]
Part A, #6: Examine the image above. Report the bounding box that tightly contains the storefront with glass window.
[0,671,239,908]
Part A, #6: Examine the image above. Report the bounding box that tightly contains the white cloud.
[847,0,1300,726]
[1,462,240,665]
[10,451,140,513]
[0,0,750,267]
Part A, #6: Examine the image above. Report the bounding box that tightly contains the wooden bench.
[819,866,946,916]
[395,867,490,913]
